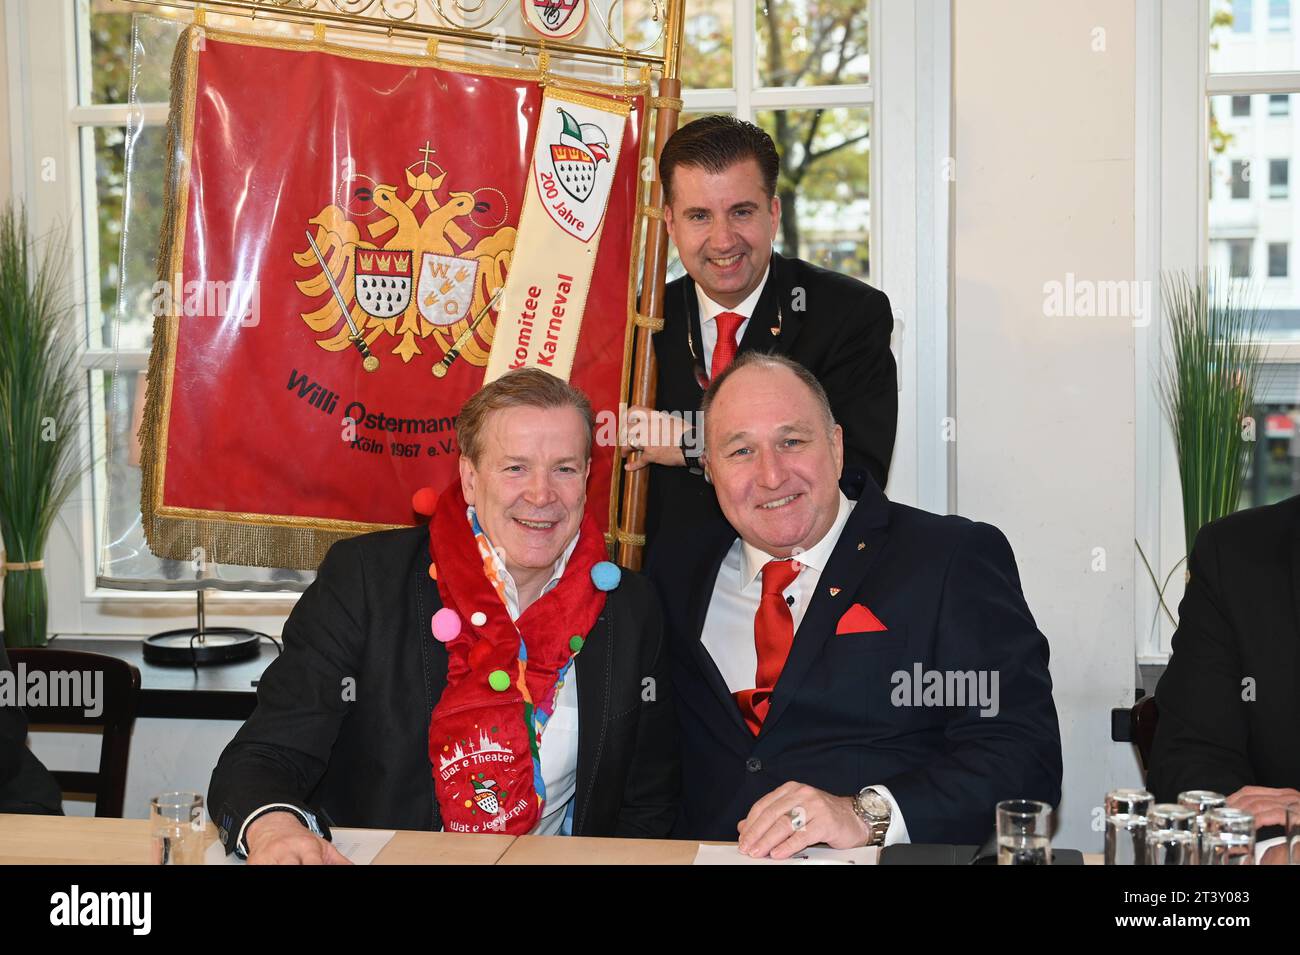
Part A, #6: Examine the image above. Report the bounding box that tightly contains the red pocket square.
[836,603,887,634]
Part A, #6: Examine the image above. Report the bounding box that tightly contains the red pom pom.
[468,642,494,670]
[411,486,438,516]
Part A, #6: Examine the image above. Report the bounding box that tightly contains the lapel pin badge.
[829,587,841,597]
[856,541,865,551]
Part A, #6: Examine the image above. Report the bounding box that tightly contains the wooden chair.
[7,648,141,817]
[1130,694,1160,774]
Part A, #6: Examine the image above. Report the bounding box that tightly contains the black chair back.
[7,648,141,817]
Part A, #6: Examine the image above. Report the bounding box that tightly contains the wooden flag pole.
[616,0,686,571]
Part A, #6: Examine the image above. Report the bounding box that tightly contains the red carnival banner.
[139,27,645,569]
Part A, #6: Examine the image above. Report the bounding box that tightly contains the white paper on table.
[693,844,879,865]
[203,828,396,865]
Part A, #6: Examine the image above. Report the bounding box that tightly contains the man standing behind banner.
[627,116,898,548]
[209,369,677,862]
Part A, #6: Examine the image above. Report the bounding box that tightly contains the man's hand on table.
[736,781,870,860]
[622,405,692,471]
[1226,785,1300,865]
[244,811,351,865]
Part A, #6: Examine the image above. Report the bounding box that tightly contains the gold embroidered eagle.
[294,146,515,367]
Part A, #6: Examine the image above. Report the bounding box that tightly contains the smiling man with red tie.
[647,352,1062,857]
[625,116,898,553]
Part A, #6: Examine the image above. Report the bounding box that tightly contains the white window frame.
[9,0,950,636]
[1139,0,1300,662]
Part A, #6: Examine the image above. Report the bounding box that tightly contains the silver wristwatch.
[852,787,892,846]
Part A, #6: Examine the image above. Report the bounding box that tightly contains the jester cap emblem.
[549,108,610,203]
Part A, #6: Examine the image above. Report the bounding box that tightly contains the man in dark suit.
[210,369,677,863]
[1148,495,1300,864]
[647,352,1060,856]
[625,115,898,547]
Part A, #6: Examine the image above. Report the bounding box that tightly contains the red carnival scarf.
[426,480,607,834]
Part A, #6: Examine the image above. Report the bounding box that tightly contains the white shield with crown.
[417,252,480,327]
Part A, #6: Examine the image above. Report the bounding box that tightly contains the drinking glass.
[1203,808,1255,865]
[150,791,205,865]
[1177,790,1226,863]
[1104,789,1153,865]
[1146,803,1198,865]
[996,799,1052,865]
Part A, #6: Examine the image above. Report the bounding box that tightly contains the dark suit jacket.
[646,252,898,546]
[1148,495,1300,802]
[647,469,1062,844]
[0,645,63,815]
[209,524,678,851]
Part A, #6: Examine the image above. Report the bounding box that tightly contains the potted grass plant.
[1139,270,1265,627]
[0,204,84,648]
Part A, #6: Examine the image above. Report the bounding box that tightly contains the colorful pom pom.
[488,669,511,692]
[590,561,621,591]
[431,608,461,643]
[569,635,585,653]
[470,611,487,627]
[411,486,438,516]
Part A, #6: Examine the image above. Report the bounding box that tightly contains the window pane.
[756,0,870,88]
[1271,157,1290,197]
[754,107,871,282]
[88,123,168,351]
[1270,93,1290,115]
[1269,0,1291,31]
[1230,238,1254,276]
[79,1,179,105]
[1240,401,1300,509]
[1269,241,1290,274]
[1211,93,1300,339]
[1232,94,1252,117]
[1231,159,1252,198]
[1233,0,1254,32]
[1210,0,1300,71]
[682,0,733,90]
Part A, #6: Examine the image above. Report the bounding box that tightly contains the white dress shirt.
[700,491,911,847]
[696,261,770,378]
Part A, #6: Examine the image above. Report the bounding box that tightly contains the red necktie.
[734,558,802,735]
[710,310,745,380]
